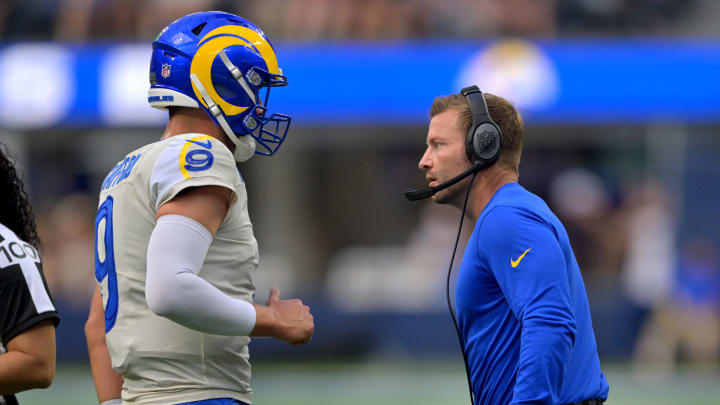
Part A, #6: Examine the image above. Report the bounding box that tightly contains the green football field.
[17,360,720,404]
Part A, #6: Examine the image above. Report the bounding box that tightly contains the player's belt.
[570,400,604,405]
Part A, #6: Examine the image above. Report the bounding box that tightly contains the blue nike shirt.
[456,183,609,405]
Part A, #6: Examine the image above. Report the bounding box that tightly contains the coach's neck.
[467,164,518,221]
[162,107,234,151]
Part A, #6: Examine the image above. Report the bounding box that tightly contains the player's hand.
[265,288,314,345]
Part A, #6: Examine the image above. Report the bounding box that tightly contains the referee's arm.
[0,319,56,393]
[481,207,577,404]
[0,254,59,396]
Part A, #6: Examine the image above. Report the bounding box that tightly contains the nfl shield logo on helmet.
[161,63,171,78]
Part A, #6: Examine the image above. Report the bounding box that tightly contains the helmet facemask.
[217,53,291,159]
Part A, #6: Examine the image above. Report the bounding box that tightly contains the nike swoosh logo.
[510,247,532,268]
[186,139,212,149]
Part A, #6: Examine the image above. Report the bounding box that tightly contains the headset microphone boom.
[403,161,484,201]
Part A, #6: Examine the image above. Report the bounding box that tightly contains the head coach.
[406,86,609,405]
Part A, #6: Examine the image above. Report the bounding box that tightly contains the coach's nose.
[419,148,432,171]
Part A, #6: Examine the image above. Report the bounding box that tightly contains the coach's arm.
[0,319,55,394]
[480,207,576,404]
[86,286,123,404]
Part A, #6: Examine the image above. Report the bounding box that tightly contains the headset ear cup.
[466,125,479,163]
[473,123,501,163]
[462,87,503,167]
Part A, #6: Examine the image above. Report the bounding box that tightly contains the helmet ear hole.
[191,22,207,36]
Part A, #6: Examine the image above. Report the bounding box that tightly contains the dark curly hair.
[0,143,40,248]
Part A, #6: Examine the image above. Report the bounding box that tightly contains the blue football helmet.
[148,11,290,161]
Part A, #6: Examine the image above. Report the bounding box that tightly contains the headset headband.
[461,85,492,129]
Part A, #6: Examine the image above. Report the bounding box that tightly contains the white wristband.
[100,400,122,405]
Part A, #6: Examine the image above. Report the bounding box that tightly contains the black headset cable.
[446,171,478,405]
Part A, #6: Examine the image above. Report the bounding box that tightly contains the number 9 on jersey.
[95,196,119,333]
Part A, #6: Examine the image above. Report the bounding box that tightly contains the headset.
[463,85,502,168]
[404,86,502,201]
[404,86,503,405]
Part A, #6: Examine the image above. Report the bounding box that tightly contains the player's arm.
[147,185,313,343]
[479,207,576,404]
[85,286,123,404]
[0,319,55,394]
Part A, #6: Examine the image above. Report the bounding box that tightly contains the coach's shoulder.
[479,205,551,239]
[480,204,524,226]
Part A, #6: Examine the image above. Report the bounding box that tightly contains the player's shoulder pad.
[150,133,238,208]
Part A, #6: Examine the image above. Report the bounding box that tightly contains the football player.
[85,12,314,405]
[0,143,59,405]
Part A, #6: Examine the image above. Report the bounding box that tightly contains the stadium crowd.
[0,0,709,41]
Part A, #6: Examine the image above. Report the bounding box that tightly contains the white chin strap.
[189,72,256,163]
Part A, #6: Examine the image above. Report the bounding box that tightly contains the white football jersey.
[94,133,258,404]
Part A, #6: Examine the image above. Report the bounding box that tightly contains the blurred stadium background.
[2,0,720,403]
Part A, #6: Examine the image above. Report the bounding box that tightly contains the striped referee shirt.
[0,223,59,405]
